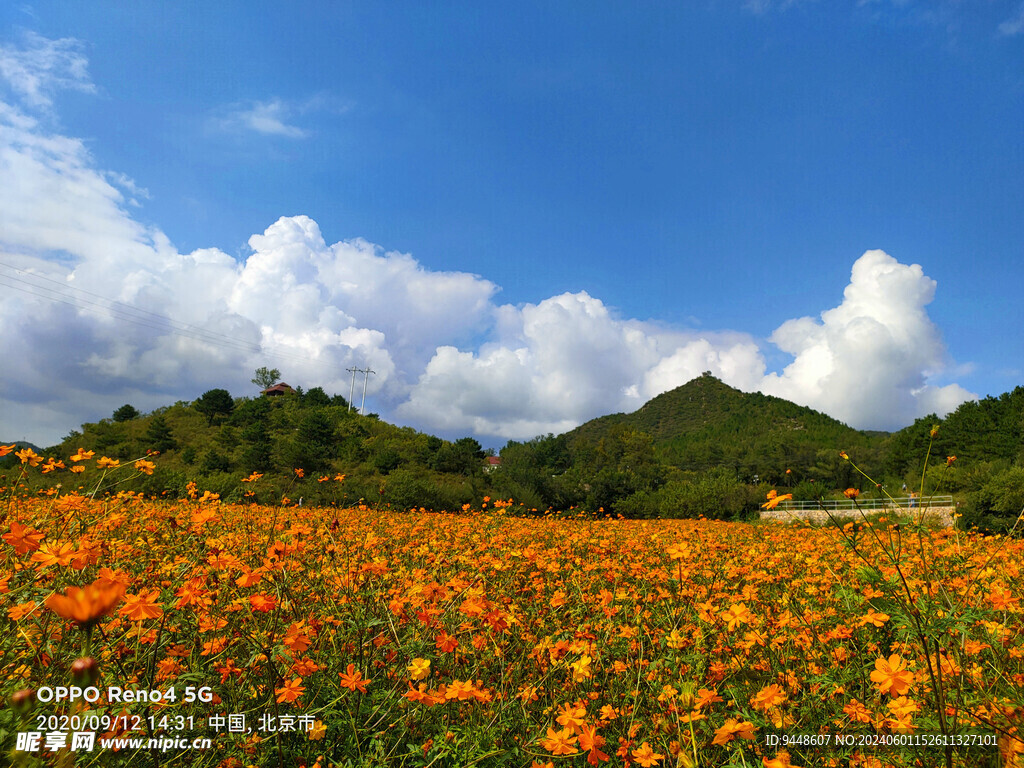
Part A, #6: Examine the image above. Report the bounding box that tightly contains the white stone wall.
[760,506,955,528]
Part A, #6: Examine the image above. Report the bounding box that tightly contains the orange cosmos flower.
[576,723,610,766]
[435,631,458,653]
[555,703,587,729]
[444,679,477,701]
[8,602,38,622]
[666,543,689,560]
[946,455,957,466]
[631,742,665,766]
[761,493,793,510]
[294,468,305,478]
[235,569,264,588]
[0,443,17,457]
[540,727,578,756]
[843,698,873,724]
[695,688,724,709]
[339,663,370,693]
[174,579,211,610]
[3,522,45,554]
[751,684,786,711]
[70,465,85,474]
[69,448,95,462]
[721,602,752,630]
[712,718,757,746]
[408,658,431,680]
[870,654,915,697]
[844,488,860,499]
[763,752,801,768]
[45,579,125,628]
[861,610,890,628]
[249,593,277,612]
[95,456,119,469]
[133,459,156,475]
[30,541,76,568]
[275,677,305,704]
[119,590,164,621]
[16,447,41,466]
[307,720,327,740]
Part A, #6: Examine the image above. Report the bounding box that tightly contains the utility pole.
[359,367,375,415]
[346,365,376,414]
[346,366,359,412]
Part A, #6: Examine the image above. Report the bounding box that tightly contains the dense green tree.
[373,446,403,475]
[230,396,272,427]
[195,389,235,426]
[431,438,485,476]
[252,367,281,390]
[144,414,177,453]
[304,386,331,408]
[281,408,337,472]
[960,466,1024,533]
[112,404,140,422]
[201,450,232,473]
[238,401,274,472]
[659,467,755,520]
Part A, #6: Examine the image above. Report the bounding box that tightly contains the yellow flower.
[307,720,327,740]
[761,493,793,510]
[870,654,915,697]
[16,448,41,466]
[134,459,156,475]
[408,658,431,680]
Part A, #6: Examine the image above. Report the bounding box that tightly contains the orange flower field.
[2,452,1023,767]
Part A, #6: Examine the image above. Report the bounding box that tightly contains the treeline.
[3,375,1021,531]
[491,376,1024,531]
[11,384,493,512]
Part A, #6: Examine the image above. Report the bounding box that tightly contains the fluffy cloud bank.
[0,33,974,446]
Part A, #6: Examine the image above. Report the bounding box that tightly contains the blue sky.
[2,2,1022,447]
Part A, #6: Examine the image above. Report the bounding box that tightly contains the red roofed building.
[262,383,294,397]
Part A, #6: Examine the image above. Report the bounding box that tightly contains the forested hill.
[564,373,887,483]
[3,375,1021,529]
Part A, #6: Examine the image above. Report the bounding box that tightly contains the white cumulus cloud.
[759,250,975,428]
[0,32,975,446]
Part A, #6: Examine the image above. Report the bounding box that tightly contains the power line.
[0,264,256,350]
[0,262,328,368]
[0,261,273,353]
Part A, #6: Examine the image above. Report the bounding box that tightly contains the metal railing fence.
[776,495,953,512]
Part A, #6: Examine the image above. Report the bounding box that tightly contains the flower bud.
[71,656,100,687]
[11,688,36,716]
[677,682,697,711]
